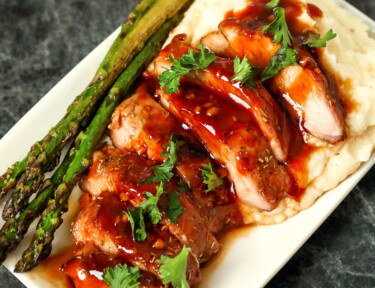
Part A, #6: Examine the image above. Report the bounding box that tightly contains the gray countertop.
[0,0,374,287]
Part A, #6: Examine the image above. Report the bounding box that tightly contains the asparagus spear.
[1,0,189,220]
[0,144,76,262]
[0,0,155,199]
[96,0,157,84]
[0,141,42,198]
[14,12,185,273]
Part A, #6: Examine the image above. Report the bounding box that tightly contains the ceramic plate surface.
[0,0,374,287]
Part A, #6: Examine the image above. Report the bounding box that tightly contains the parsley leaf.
[261,46,298,82]
[125,207,147,242]
[158,246,190,288]
[262,7,292,47]
[304,29,337,48]
[166,192,184,223]
[103,264,140,288]
[201,163,224,192]
[158,57,190,94]
[159,44,216,94]
[178,178,191,193]
[231,56,259,89]
[266,0,280,8]
[140,183,164,225]
[139,133,184,185]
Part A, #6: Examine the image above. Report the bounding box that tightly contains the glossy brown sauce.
[200,225,256,282]
[307,3,323,18]
[34,245,75,288]
[313,48,359,115]
[177,83,257,143]
[333,77,359,114]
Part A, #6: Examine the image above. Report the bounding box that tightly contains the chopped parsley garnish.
[304,29,337,47]
[158,246,190,288]
[262,7,292,47]
[159,44,216,94]
[140,182,164,225]
[125,207,147,242]
[231,56,259,89]
[266,0,280,8]
[178,178,191,193]
[139,133,184,185]
[261,46,298,82]
[201,163,224,193]
[166,191,184,223]
[103,264,140,288]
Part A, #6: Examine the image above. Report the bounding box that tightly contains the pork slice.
[154,35,291,161]
[109,90,176,162]
[219,19,280,68]
[109,86,201,161]
[80,145,155,202]
[81,145,219,264]
[200,31,237,59]
[219,18,345,143]
[160,192,220,263]
[176,155,243,235]
[269,52,346,143]
[72,192,201,286]
[107,91,243,235]
[72,198,118,256]
[156,82,292,211]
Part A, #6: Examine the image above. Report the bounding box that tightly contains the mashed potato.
[165,0,375,225]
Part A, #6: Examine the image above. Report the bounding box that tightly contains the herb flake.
[166,191,184,223]
[262,7,292,47]
[125,207,147,242]
[266,0,280,8]
[159,44,216,94]
[201,163,224,192]
[304,29,337,48]
[178,178,191,193]
[158,246,190,288]
[140,183,164,225]
[103,264,140,288]
[231,56,259,89]
[139,133,184,185]
[261,46,298,82]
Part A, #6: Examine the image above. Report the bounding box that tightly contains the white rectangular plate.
[0,0,374,287]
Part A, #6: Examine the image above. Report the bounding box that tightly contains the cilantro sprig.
[201,163,224,193]
[159,44,216,94]
[126,183,165,242]
[125,207,147,242]
[231,56,259,89]
[262,7,292,47]
[139,133,184,185]
[103,264,140,288]
[304,29,337,47]
[266,0,280,8]
[158,246,190,288]
[178,178,191,193]
[166,191,184,223]
[140,182,164,225]
[261,46,298,82]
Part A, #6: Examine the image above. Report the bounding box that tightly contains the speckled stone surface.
[0,0,374,287]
